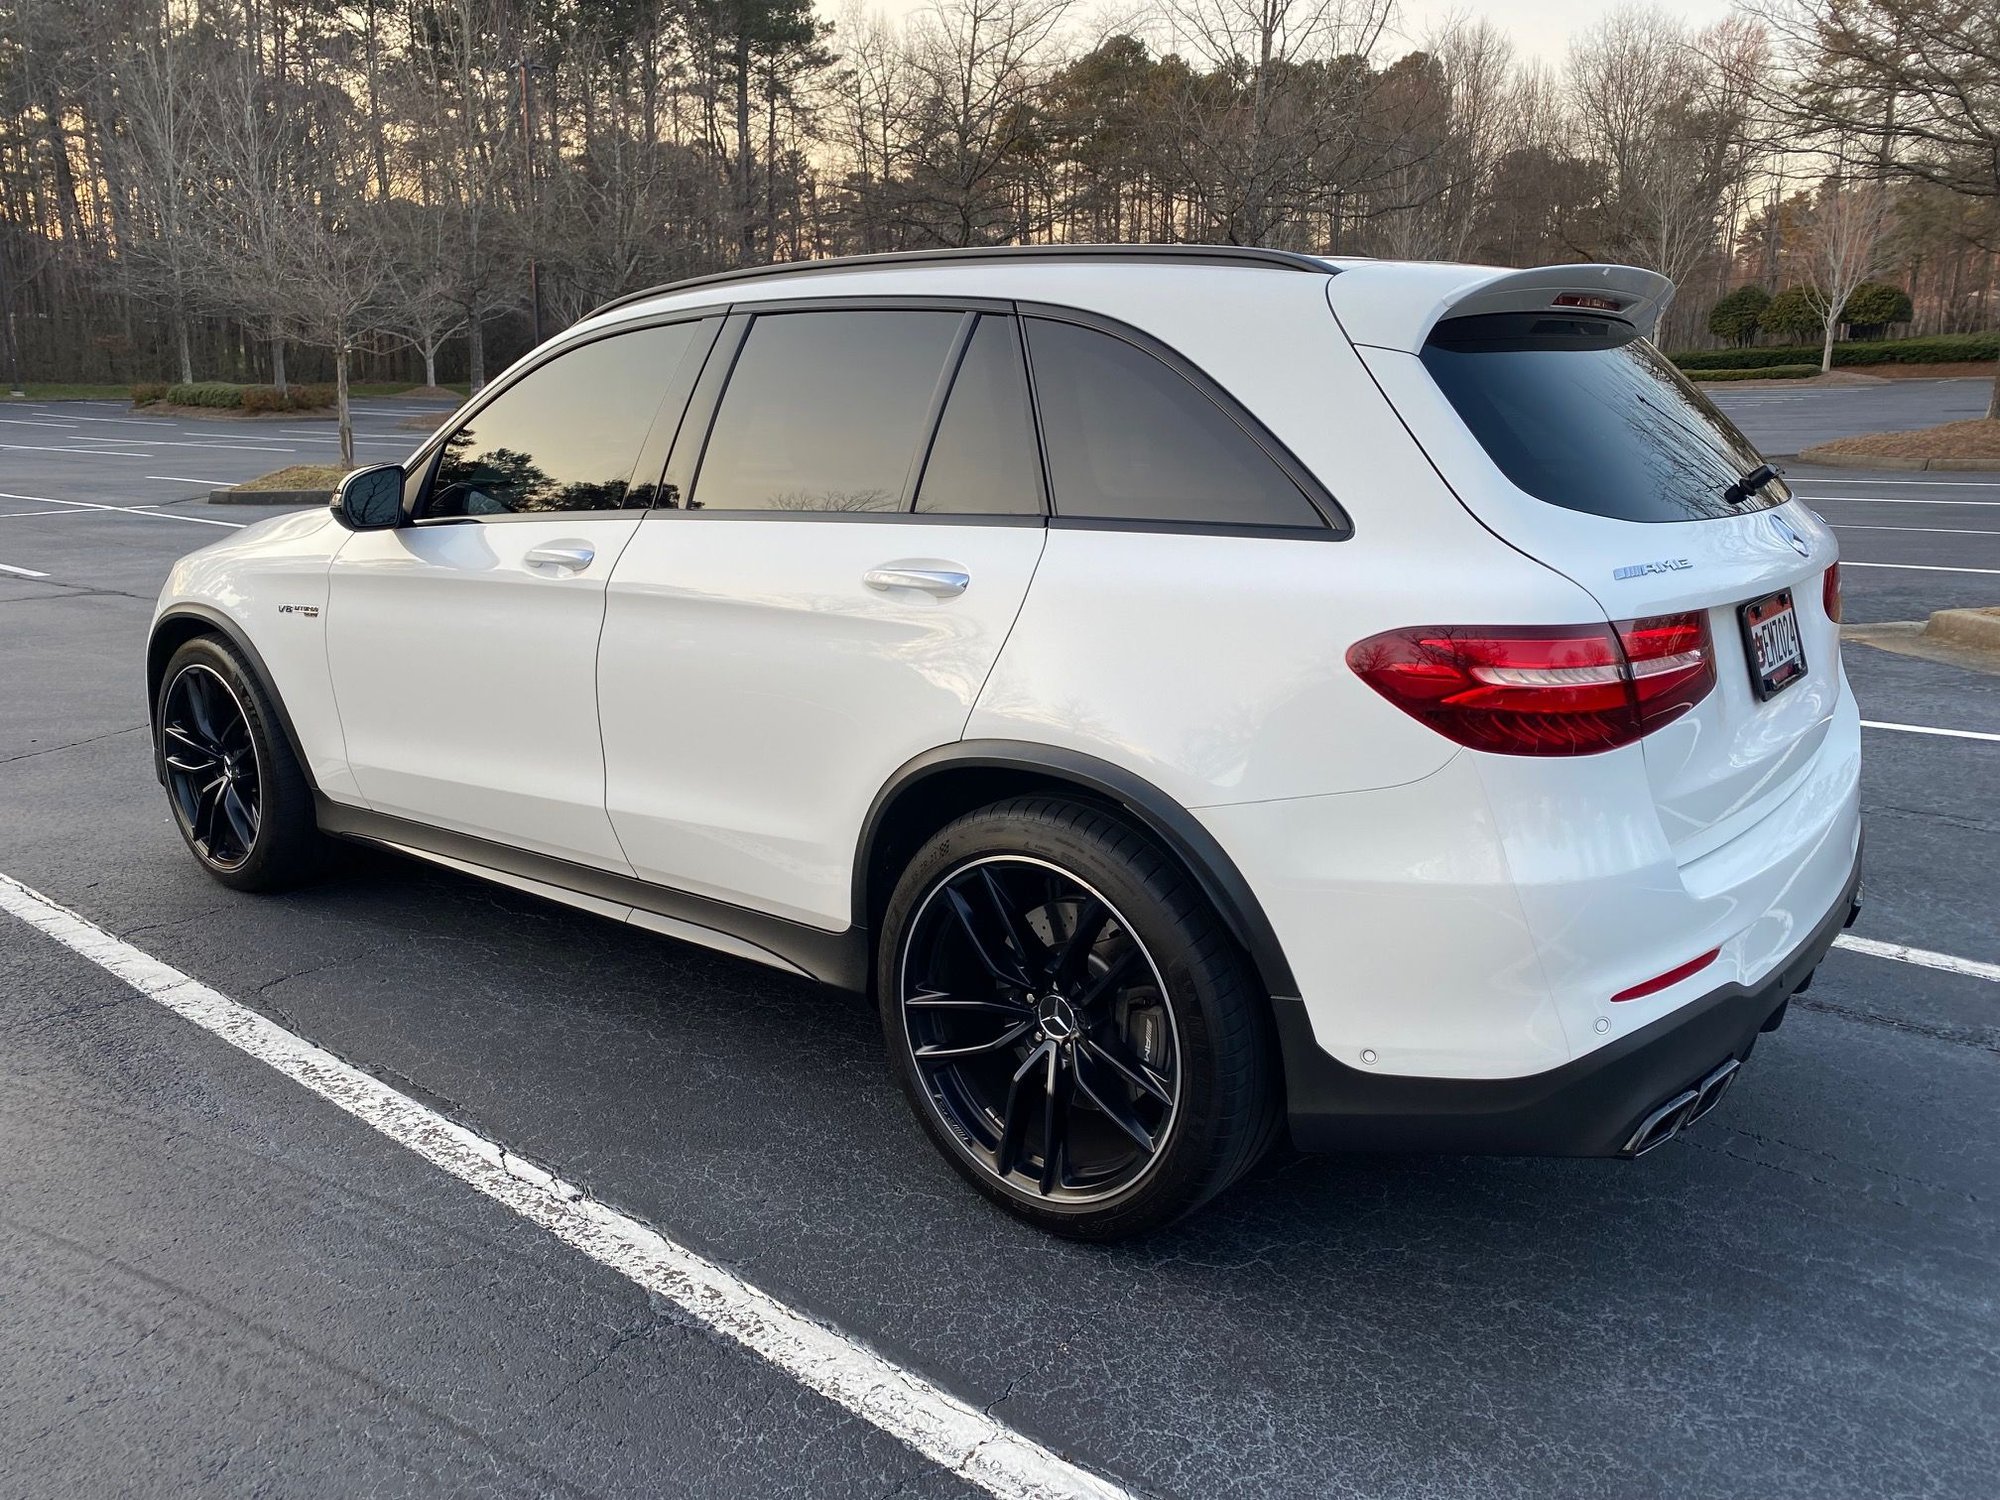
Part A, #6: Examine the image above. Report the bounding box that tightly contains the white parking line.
[0,560,50,577]
[0,416,79,429]
[1861,720,2000,744]
[1802,496,2000,507]
[0,441,153,458]
[1833,935,2000,984]
[1793,477,2000,487]
[0,492,243,529]
[0,872,1132,1500]
[1831,522,2000,535]
[1841,561,2000,576]
[146,475,237,486]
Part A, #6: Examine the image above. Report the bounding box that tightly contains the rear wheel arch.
[147,606,317,794]
[856,741,1298,1002]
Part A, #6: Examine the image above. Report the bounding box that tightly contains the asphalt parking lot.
[2,386,1997,1499]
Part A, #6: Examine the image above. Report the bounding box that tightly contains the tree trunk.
[467,314,485,390]
[736,34,755,263]
[1988,359,1999,422]
[424,342,437,389]
[1819,319,1836,375]
[336,339,354,467]
[272,336,288,393]
[176,312,194,384]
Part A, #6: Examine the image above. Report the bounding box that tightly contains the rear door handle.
[863,565,969,598]
[525,543,596,572]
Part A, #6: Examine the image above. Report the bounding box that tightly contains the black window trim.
[635,293,1352,539]
[402,311,723,527]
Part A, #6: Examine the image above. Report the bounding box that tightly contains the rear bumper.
[1277,838,1862,1156]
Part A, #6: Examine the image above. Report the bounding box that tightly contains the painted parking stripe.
[1861,720,2000,744]
[1792,477,2000,487]
[1830,523,2000,536]
[0,872,1133,1500]
[146,475,238,486]
[0,441,153,457]
[0,492,244,529]
[0,560,50,578]
[1841,560,2000,576]
[1832,935,2000,984]
[1801,496,2000,508]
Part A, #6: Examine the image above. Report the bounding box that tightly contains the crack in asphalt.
[0,725,146,766]
[1797,994,1999,1053]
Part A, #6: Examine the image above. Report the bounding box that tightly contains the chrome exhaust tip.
[1623,1088,1701,1157]
[1685,1057,1741,1125]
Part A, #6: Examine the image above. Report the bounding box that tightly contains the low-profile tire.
[878,796,1281,1240]
[155,635,324,892]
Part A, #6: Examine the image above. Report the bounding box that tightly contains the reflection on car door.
[326,319,712,868]
[599,308,1048,928]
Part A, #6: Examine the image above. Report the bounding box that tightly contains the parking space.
[2,395,1997,1498]
[1709,376,1990,455]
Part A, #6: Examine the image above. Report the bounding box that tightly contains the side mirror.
[333,464,405,530]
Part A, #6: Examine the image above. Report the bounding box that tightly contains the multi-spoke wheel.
[162,664,262,870]
[155,636,323,891]
[880,797,1280,1239]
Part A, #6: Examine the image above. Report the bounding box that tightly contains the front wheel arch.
[147,606,317,795]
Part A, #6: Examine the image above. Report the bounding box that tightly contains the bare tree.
[1798,167,1895,370]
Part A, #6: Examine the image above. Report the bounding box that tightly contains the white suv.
[148,246,1863,1238]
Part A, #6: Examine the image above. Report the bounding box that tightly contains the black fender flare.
[146,604,319,793]
[856,740,1299,1000]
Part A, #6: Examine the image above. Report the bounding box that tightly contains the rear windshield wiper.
[1724,464,1780,505]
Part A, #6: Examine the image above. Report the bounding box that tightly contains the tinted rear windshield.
[1420,313,1787,523]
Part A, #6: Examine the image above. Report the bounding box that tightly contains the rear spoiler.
[1331,263,1676,353]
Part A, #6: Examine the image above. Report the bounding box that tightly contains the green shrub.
[1841,280,1914,336]
[131,381,169,406]
[242,383,337,412]
[1706,285,1771,347]
[165,381,245,408]
[1760,285,1824,341]
[1671,332,2000,371]
[1687,364,1821,382]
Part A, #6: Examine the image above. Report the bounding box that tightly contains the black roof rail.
[586,243,1337,321]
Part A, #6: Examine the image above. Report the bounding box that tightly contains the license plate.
[1740,589,1806,700]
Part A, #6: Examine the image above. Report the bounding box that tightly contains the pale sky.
[833,0,1740,64]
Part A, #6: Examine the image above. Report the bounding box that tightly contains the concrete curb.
[207,489,333,507]
[1927,608,2000,651]
[1795,447,2000,473]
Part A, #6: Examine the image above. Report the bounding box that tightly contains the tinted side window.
[693,310,961,513]
[424,323,699,517]
[1024,318,1322,528]
[915,315,1043,516]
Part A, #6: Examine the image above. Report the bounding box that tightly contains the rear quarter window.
[1420,313,1787,524]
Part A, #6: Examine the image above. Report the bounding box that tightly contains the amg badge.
[1613,559,1692,580]
[277,603,321,619]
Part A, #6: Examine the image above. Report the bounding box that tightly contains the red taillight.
[1611,947,1719,1003]
[1347,613,1715,757]
[1822,562,1842,623]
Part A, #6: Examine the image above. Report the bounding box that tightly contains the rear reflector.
[1823,562,1842,623]
[1611,948,1720,1003]
[1347,613,1716,756]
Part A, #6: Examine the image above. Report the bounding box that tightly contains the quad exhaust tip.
[1622,1058,1741,1157]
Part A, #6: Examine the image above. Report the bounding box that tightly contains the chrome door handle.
[525,543,595,572]
[863,566,969,598]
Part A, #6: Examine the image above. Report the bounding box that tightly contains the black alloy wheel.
[898,855,1183,1204]
[162,662,263,871]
